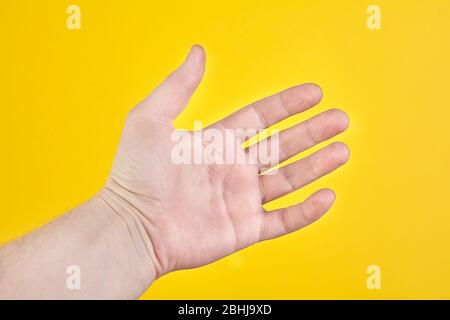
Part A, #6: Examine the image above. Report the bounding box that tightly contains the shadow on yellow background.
[1,0,450,299]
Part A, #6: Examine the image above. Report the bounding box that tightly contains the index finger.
[211,83,323,132]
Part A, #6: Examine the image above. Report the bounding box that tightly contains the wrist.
[95,188,160,291]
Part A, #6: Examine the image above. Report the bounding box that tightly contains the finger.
[249,109,349,171]
[212,83,323,133]
[260,142,349,203]
[140,45,206,120]
[260,189,335,241]
[273,109,349,164]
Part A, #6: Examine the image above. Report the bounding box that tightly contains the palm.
[106,46,349,276]
[165,161,263,270]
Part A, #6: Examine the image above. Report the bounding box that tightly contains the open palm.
[102,46,349,278]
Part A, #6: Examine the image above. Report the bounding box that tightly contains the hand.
[99,45,350,279]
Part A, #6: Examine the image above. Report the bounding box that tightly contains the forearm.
[0,191,156,299]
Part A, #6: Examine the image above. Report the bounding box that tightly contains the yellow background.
[1,0,450,299]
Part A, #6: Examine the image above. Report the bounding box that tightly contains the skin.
[0,45,349,299]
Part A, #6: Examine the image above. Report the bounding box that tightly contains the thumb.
[144,45,206,120]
